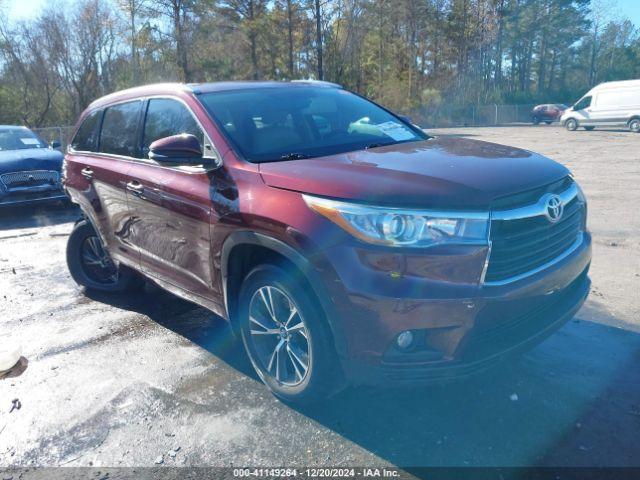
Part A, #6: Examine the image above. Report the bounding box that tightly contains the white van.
[561,79,640,132]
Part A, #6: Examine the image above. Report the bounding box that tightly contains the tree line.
[0,0,638,128]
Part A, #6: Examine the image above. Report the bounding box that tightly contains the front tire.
[66,220,143,293]
[565,118,578,131]
[629,118,640,133]
[532,116,541,125]
[238,264,342,403]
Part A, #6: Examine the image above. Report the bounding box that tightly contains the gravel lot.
[1,126,639,469]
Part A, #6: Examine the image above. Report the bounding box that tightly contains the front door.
[126,97,215,301]
[572,95,593,125]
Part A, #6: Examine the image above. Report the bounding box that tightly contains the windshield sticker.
[20,138,40,145]
[375,122,415,141]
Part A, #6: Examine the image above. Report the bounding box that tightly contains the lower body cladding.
[0,183,67,206]
[318,232,592,386]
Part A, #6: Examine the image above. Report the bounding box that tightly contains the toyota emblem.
[545,195,563,223]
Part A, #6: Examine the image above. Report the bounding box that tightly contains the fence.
[29,104,538,149]
[413,104,537,128]
[31,126,74,152]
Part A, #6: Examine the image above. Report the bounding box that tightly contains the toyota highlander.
[62,82,591,402]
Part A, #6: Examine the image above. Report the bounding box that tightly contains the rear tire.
[629,118,640,133]
[545,121,552,125]
[66,220,144,293]
[565,118,578,131]
[584,126,595,131]
[238,264,343,404]
[532,116,541,125]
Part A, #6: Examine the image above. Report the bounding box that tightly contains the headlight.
[576,182,587,203]
[575,181,588,229]
[303,195,489,247]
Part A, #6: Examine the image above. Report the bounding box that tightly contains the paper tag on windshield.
[20,138,40,145]
[376,122,414,141]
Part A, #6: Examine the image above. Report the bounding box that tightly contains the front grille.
[485,182,584,283]
[0,170,59,188]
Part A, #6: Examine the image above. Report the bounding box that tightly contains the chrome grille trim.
[0,170,60,187]
[483,182,584,285]
[492,182,578,221]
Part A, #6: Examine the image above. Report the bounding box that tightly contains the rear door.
[66,101,143,270]
[125,97,215,300]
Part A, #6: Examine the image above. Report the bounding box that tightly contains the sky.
[3,0,640,27]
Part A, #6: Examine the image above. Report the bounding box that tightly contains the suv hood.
[0,148,64,175]
[259,137,569,209]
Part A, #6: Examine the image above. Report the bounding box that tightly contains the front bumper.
[318,232,592,386]
[0,184,67,206]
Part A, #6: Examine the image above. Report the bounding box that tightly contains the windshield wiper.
[365,142,393,149]
[279,152,310,160]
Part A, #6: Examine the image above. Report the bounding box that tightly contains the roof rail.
[291,79,342,88]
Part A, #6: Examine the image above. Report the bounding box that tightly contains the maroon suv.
[63,82,591,402]
[531,104,568,124]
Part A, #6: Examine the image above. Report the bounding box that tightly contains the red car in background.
[532,104,568,124]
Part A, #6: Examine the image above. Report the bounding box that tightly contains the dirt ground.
[1,125,639,469]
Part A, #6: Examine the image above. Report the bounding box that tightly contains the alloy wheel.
[247,285,311,386]
[80,235,119,285]
[630,119,640,133]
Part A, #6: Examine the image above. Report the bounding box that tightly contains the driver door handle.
[126,181,145,197]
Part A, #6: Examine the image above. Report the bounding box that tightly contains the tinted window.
[0,128,47,151]
[99,101,142,157]
[143,98,203,154]
[198,87,426,163]
[71,110,101,152]
[573,96,592,111]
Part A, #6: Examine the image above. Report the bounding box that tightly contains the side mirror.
[50,140,62,149]
[149,134,203,163]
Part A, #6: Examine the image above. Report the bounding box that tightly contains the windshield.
[0,128,48,152]
[198,87,427,163]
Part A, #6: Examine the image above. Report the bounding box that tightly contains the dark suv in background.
[63,82,591,402]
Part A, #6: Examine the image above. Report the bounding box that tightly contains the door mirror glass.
[50,140,62,149]
[148,134,203,163]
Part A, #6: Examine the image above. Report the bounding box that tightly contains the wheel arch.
[221,231,347,356]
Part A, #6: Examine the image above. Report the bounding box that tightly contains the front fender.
[220,230,347,356]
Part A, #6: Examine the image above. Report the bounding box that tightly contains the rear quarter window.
[99,101,142,157]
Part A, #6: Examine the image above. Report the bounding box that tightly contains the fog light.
[396,330,414,350]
